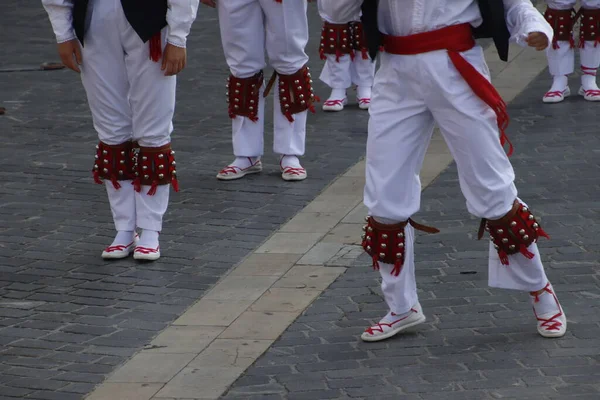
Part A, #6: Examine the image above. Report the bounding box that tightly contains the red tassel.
[320,50,326,61]
[149,32,162,62]
[553,39,560,50]
[519,244,535,260]
[372,255,380,271]
[361,48,368,60]
[335,49,341,62]
[110,177,122,190]
[391,261,402,277]
[537,228,550,240]
[499,250,509,266]
[93,171,103,185]
[171,177,180,192]
[133,178,141,193]
[147,181,159,196]
[349,51,355,61]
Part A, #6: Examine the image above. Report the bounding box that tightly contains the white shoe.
[357,97,371,110]
[542,87,570,103]
[531,283,567,338]
[101,234,138,259]
[322,97,347,112]
[281,166,307,181]
[578,86,600,101]
[216,160,262,181]
[361,303,426,342]
[133,245,161,261]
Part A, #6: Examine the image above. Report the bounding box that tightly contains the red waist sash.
[382,23,513,156]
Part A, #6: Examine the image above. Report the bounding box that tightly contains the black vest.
[361,0,511,61]
[73,0,168,45]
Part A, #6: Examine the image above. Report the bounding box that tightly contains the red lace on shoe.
[324,99,345,107]
[364,308,417,335]
[220,158,259,175]
[219,166,242,175]
[104,240,134,253]
[358,98,371,105]
[134,246,159,254]
[544,90,567,98]
[581,89,600,97]
[531,283,563,332]
[282,167,306,176]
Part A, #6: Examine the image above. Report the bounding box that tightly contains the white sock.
[280,155,302,169]
[230,156,260,170]
[111,230,135,246]
[357,86,372,99]
[328,88,346,100]
[531,284,561,317]
[138,229,160,250]
[581,72,599,91]
[548,75,568,93]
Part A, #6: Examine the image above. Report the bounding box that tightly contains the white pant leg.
[218,0,267,158]
[320,54,353,90]
[545,0,576,76]
[380,225,418,314]
[135,185,170,232]
[425,47,546,292]
[121,19,175,147]
[261,0,309,156]
[547,44,575,77]
[351,54,376,88]
[364,52,435,221]
[80,0,132,145]
[117,3,175,231]
[580,1,600,75]
[273,84,307,156]
[580,42,600,70]
[318,0,362,23]
[364,52,435,314]
[582,0,600,7]
[545,0,575,8]
[81,0,136,231]
[106,183,136,231]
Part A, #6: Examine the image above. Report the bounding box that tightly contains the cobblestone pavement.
[0,3,370,399]
[222,56,600,399]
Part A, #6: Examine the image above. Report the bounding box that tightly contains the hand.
[57,39,82,73]
[161,43,187,76]
[525,32,549,51]
[200,0,216,7]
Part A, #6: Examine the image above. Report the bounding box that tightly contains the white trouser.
[317,0,376,91]
[545,0,600,77]
[218,0,310,158]
[320,55,376,91]
[365,49,549,315]
[81,0,174,232]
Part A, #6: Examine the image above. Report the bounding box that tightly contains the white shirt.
[377,0,553,46]
[41,0,199,48]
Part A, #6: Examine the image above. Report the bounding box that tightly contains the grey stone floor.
[0,2,370,399]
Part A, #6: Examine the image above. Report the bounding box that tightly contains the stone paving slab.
[221,27,600,400]
[0,3,371,399]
